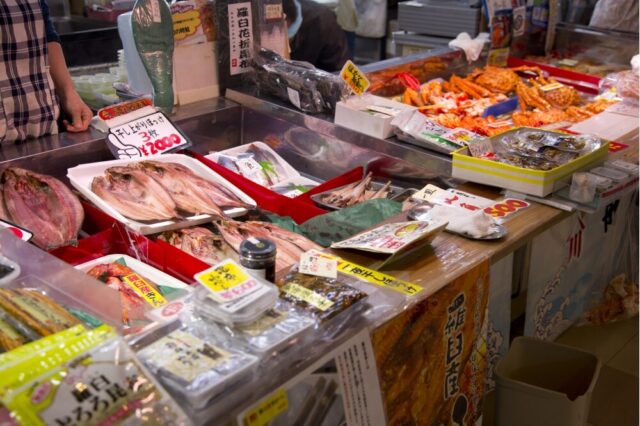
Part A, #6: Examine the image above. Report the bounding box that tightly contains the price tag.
[0,219,33,242]
[340,60,370,96]
[540,82,564,92]
[264,3,283,21]
[243,388,289,426]
[299,251,337,279]
[557,58,579,67]
[483,198,530,218]
[98,98,152,121]
[107,112,190,159]
[488,48,509,67]
[194,260,261,303]
[122,273,168,308]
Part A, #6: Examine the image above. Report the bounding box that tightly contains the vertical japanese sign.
[228,2,253,76]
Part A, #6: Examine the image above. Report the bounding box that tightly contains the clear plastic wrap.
[599,69,639,105]
[136,317,259,410]
[250,48,349,114]
[1,328,188,425]
[198,299,316,355]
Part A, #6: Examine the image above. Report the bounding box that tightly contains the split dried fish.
[215,220,320,271]
[136,161,226,217]
[158,227,239,265]
[0,167,84,249]
[320,172,392,208]
[91,166,179,221]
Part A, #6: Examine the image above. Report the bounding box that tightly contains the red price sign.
[0,219,33,242]
[483,198,530,218]
[107,112,190,159]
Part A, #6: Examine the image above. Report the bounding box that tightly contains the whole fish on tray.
[158,227,239,265]
[0,167,84,249]
[320,172,392,208]
[215,220,321,272]
[92,166,180,221]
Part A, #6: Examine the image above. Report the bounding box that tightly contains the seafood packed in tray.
[386,65,616,136]
[0,288,82,352]
[312,172,395,209]
[78,255,190,333]
[484,128,604,170]
[160,220,320,272]
[67,154,256,234]
[278,269,369,323]
[0,168,84,250]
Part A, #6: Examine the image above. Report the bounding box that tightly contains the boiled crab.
[467,65,542,94]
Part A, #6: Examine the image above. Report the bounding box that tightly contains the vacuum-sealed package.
[277,267,369,323]
[136,319,258,410]
[198,299,316,355]
[192,259,279,326]
[250,48,349,114]
[1,326,188,425]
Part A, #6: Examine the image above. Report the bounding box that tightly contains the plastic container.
[569,172,598,203]
[590,166,630,182]
[239,237,277,283]
[117,12,153,96]
[495,337,601,426]
[193,282,279,327]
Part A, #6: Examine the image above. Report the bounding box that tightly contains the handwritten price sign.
[107,112,190,159]
[483,198,530,218]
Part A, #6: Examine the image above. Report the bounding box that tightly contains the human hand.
[60,90,93,132]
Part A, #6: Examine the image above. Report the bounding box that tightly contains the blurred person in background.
[589,0,639,32]
[0,0,92,143]
[283,0,350,72]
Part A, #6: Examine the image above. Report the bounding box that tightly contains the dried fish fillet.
[91,166,179,221]
[1,168,84,249]
[158,227,239,265]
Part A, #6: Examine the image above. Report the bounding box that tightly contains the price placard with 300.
[107,112,190,159]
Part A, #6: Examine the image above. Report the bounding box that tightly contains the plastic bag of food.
[599,69,639,105]
[1,326,188,425]
[250,48,349,113]
[136,316,258,410]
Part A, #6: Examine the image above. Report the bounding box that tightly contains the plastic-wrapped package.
[250,48,349,114]
[599,69,639,105]
[198,299,315,355]
[132,0,175,113]
[1,326,188,425]
[136,318,259,410]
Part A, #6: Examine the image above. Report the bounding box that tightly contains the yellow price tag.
[319,253,423,296]
[195,260,249,293]
[243,388,289,426]
[123,273,167,308]
[540,82,564,92]
[282,283,335,311]
[172,9,201,41]
[487,48,509,67]
[340,59,370,96]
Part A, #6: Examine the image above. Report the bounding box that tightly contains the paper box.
[334,94,415,139]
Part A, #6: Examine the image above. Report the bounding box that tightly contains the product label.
[483,198,530,218]
[142,330,229,382]
[540,82,564,92]
[318,252,423,296]
[487,48,509,67]
[107,112,190,160]
[237,309,287,337]
[216,284,272,314]
[264,3,283,21]
[0,219,33,242]
[331,221,441,254]
[98,98,152,121]
[467,137,495,157]
[195,260,261,303]
[282,283,334,311]
[237,157,269,186]
[243,388,289,426]
[340,60,370,96]
[442,128,479,146]
[229,2,253,75]
[122,273,167,308]
[299,251,337,279]
[173,9,201,41]
[512,5,526,37]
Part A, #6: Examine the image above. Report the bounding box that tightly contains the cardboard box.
[334,94,415,139]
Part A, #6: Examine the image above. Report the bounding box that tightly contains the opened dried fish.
[320,172,392,208]
[158,227,239,265]
[0,168,84,250]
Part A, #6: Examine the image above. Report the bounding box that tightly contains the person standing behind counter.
[282,0,350,72]
[0,0,93,143]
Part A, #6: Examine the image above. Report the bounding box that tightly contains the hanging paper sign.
[107,112,191,159]
[229,2,254,75]
[340,60,370,96]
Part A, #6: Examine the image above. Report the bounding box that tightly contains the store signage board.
[237,328,386,426]
[228,2,253,75]
[106,112,191,160]
[340,60,370,96]
[0,219,33,242]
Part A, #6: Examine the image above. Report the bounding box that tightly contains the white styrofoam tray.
[67,154,256,235]
[206,141,321,193]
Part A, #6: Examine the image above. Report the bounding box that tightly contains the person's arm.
[48,42,92,132]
